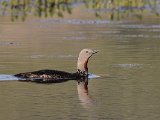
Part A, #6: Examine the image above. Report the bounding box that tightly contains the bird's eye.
[86,51,89,53]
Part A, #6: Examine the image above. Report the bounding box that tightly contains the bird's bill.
[92,50,99,54]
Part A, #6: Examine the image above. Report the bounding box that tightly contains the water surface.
[0,13,160,120]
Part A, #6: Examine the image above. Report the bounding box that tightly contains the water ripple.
[0,41,17,46]
[31,18,123,25]
[114,64,143,68]
[119,24,160,29]
[0,74,18,81]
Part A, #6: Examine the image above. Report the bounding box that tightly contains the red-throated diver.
[14,49,99,83]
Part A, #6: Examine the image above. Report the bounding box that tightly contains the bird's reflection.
[77,78,95,108]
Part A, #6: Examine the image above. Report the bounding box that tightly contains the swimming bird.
[14,49,99,83]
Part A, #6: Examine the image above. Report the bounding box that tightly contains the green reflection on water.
[0,0,159,21]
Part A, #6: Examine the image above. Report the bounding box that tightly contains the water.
[0,74,18,81]
[0,13,160,120]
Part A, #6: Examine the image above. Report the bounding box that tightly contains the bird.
[14,49,99,83]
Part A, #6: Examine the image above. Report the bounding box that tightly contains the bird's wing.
[14,69,77,83]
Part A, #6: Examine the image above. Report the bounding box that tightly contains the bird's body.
[14,69,85,83]
[14,49,99,83]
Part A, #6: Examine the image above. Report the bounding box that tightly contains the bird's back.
[14,69,81,83]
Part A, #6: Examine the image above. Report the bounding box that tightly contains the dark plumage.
[14,69,83,83]
[14,49,99,83]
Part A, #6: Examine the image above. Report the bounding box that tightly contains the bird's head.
[77,49,99,73]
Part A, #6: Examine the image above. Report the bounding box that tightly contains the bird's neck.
[77,57,88,74]
[77,57,89,86]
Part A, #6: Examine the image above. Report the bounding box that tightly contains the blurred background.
[0,0,160,120]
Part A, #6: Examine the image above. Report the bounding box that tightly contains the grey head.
[77,49,99,73]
